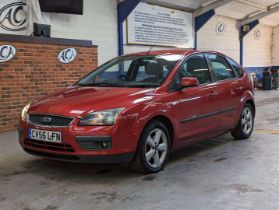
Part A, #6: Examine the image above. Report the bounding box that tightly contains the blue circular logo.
[216,22,226,35]
[0,2,27,31]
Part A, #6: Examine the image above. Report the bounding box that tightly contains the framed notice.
[127,3,194,48]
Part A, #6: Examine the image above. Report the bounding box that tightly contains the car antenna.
[146,45,154,56]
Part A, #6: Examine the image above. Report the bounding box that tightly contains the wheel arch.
[141,115,175,149]
[245,99,256,116]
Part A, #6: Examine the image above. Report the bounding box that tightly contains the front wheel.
[231,103,254,140]
[130,120,170,174]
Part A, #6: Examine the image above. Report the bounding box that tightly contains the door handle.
[209,91,218,97]
[235,86,244,93]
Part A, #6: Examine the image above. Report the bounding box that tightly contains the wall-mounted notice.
[127,3,194,48]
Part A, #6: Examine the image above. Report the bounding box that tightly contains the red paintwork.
[18,50,255,160]
[180,77,199,87]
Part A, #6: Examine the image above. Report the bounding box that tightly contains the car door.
[206,53,244,129]
[170,54,220,141]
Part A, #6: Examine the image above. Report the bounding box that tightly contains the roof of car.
[125,49,224,57]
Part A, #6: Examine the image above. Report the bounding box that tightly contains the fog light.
[75,136,112,150]
[101,142,108,148]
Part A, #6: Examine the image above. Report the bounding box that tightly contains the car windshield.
[77,54,183,88]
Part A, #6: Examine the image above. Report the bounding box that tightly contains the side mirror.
[180,77,199,89]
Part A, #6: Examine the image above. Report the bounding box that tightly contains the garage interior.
[0,0,279,209]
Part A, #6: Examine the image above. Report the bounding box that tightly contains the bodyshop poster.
[127,3,194,48]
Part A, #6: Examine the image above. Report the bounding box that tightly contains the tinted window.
[78,54,183,87]
[178,54,211,85]
[207,54,235,81]
[136,65,169,82]
[227,57,244,77]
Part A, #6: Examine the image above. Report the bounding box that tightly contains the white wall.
[1,0,276,68]
[198,15,274,68]
[243,24,273,67]
[49,0,118,65]
[272,26,279,66]
[0,0,119,64]
[197,15,240,62]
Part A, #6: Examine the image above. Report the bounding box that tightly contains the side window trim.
[205,53,236,82]
[226,57,244,78]
[204,53,215,82]
[202,53,215,83]
[225,56,238,78]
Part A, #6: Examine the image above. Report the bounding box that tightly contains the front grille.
[24,139,75,152]
[28,114,73,127]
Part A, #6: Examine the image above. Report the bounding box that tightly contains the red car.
[18,50,255,173]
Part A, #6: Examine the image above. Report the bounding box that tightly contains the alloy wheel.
[241,107,253,135]
[144,128,168,168]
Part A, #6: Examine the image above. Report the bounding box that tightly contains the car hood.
[28,86,156,117]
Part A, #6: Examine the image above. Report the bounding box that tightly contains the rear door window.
[177,54,212,85]
[207,54,235,81]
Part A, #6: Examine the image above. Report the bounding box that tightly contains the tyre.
[130,120,170,174]
[231,103,254,140]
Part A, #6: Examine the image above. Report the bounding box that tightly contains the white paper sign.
[127,3,194,48]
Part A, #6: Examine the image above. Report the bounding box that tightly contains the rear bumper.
[24,148,135,163]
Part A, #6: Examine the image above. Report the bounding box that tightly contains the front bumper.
[23,148,134,163]
[18,116,138,163]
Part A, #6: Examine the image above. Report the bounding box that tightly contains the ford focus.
[18,50,255,173]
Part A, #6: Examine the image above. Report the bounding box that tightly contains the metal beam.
[195,10,215,49]
[236,0,267,11]
[238,4,279,27]
[195,10,215,32]
[240,20,259,39]
[193,0,234,17]
[142,0,193,12]
[239,20,259,65]
[117,0,142,56]
[201,0,218,8]
[117,0,142,23]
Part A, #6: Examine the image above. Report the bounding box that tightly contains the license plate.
[28,129,62,143]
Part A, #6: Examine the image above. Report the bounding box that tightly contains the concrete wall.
[197,15,240,62]
[48,5,276,68]
[243,25,273,68]
[49,0,118,65]
[272,26,279,66]
[197,15,274,69]
[1,0,276,67]
[0,0,118,64]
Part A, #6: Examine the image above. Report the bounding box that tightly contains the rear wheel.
[130,120,170,174]
[231,103,254,140]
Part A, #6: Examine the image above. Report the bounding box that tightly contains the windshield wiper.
[78,82,124,87]
[125,84,158,88]
[78,82,158,88]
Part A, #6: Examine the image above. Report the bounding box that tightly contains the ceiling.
[144,0,279,26]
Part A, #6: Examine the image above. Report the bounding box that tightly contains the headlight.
[21,102,31,121]
[79,108,124,126]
